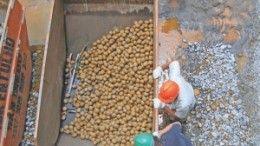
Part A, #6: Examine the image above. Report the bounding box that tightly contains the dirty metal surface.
[19,0,51,45]
[64,3,153,14]
[65,10,152,56]
[57,8,152,146]
[34,0,66,145]
[64,0,153,4]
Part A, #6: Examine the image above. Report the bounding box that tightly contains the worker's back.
[168,61,196,119]
[161,124,193,146]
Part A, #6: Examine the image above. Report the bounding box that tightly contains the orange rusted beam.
[0,1,32,145]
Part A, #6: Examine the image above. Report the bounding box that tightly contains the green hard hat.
[134,133,154,146]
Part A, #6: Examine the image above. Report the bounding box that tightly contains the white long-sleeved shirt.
[168,61,195,119]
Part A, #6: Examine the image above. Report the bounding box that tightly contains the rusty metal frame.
[0,0,31,145]
[0,0,12,54]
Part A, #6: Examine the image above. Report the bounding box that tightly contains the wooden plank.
[153,0,159,132]
[34,0,66,145]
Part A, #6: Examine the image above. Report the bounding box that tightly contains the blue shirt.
[161,124,193,146]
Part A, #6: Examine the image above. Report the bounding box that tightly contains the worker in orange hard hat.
[153,61,196,122]
[158,80,179,104]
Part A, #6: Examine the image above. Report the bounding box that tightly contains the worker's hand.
[153,66,162,79]
[152,131,161,139]
[153,98,165,109]
[164,106,176,117]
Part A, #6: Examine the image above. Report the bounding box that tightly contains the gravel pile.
[20,92,38,146]
[242,0,260,144]
[179,42,253,146]
[21,50,42,146]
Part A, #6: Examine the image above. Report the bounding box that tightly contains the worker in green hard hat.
[134,122,193,146]
[134,133,154,146]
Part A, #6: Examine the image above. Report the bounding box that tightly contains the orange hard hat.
[159,80,179,104]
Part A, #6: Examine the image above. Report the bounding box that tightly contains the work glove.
[152,131,161,139]
[153,66,162,79]
[153,98,165,109]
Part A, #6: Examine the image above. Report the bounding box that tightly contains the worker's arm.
[164,104,188,123]
[169,61,181,79]
[153,61,180,79]
[164,107,185,124]
[164,106,176,117]
[159,122,181,136]
[161,61,171,70]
